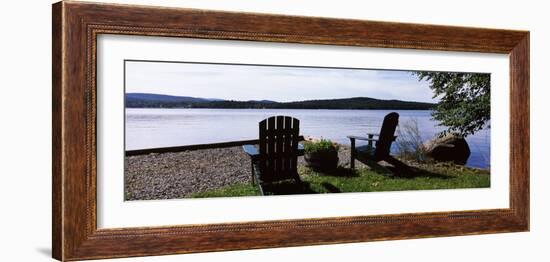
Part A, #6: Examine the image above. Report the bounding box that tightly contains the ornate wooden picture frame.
[52,1,529,261]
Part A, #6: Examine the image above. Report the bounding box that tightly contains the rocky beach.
[124,145,363,200]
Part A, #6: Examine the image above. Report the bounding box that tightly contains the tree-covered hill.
[125,93,435,110]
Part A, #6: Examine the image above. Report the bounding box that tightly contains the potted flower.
[304,139,339,171]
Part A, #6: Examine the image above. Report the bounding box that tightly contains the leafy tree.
[415,72,490,137]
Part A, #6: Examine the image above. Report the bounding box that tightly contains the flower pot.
[304,151,339,171]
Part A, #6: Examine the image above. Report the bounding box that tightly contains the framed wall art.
[52,1,529,261]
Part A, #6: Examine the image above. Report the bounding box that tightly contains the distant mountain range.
[125,93,435,110]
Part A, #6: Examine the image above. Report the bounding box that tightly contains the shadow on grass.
[262,158,454,195]
[263,181,317,195]
[321,182,342,193]
[308,166,359,177]
[263,181,342,195]
[380,156,452,179]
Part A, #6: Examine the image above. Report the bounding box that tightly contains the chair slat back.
[374,112,399,161]
[258,116,300,182]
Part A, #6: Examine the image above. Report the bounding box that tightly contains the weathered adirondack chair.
[347,112,399,169]
[242,116,304,195]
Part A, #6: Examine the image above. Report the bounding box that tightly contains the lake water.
[126,108,490,168]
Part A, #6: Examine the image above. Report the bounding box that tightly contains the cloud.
[125,61,437,103]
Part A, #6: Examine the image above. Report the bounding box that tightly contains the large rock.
[423,134,471,165]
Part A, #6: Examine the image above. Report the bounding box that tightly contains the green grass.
[190,183,261,198]
[190,162,490,198]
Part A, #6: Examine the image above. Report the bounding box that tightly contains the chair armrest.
[366,133,380,137]
[243,144,305,158]
[347,135,378,142]
[242,145,260,160]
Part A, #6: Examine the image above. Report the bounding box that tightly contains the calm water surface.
[126,109,490,168]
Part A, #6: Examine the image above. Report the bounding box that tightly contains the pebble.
[125,145,363,200]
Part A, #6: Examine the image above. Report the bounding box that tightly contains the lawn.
[190,161,490,198]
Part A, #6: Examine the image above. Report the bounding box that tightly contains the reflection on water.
[126,108,490,168]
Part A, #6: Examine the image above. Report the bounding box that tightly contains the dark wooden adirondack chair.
[347,112,399,169]
[242,116,304,195]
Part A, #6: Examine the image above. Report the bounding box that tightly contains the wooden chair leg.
[258,183,265,196]
[350,138,356,169]
[251,166,264,195]
[250,161,256,185]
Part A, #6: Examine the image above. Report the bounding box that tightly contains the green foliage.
[415,72,491,137]
[304,139,338,154]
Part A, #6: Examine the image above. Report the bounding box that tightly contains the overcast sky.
[125,60,437,103]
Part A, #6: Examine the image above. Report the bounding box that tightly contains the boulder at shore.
[423,134,471,165]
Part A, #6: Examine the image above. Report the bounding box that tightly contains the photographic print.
[52,3,530,259]
[124,60,491,200]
